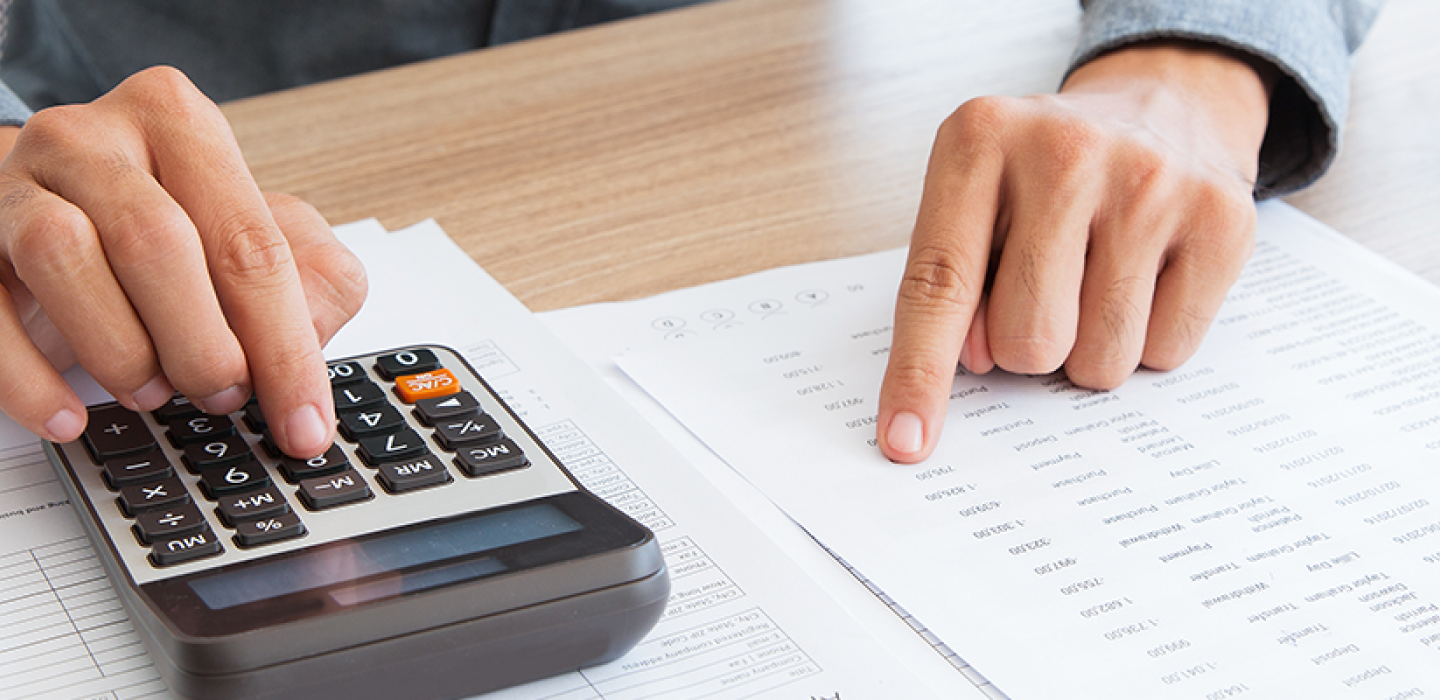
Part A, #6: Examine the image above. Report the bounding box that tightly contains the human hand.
[878,41,1276,463]
[0,67,367,457]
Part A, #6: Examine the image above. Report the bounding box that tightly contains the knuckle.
[898,244,979,310]
[886,357,959,396]
[1044,116,1105,175]
[307,239,370,318]
[1065,360,1131,391]
[123,66,206,105]
[992,332,1068,376]
[98,207,197,269]
[934,96,1014,160]
[1144,304,1212,370]
[1185,187,1257,264]
[942,96,1013,140]
[210,215,296,284]
[10,207,97,275]
[113,66,225,128]
[16,105,95,153]
[1112,139,1173,195]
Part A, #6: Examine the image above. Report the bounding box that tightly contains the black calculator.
[43,345,669,700]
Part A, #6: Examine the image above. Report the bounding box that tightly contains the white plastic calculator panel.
[55,346,578,586]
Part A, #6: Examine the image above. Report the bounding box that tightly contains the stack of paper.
[0,219,988,700]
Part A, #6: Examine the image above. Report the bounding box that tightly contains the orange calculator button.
[395,369,461,403]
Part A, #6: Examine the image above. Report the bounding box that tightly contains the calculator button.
[298,468,373,510]
[454,438,529,477]
[152,395,203,424]
[432,413,502,450]
[216,484,291,525]
[333,381,387,413]
[150,528,223,567]
[102,450,173,488]
[338,404,406,440]
[327,361,367,386]
[82,405,157,463]
[118,476,191,515]
[242,402,269,433]
[198,462,271,499]
[133,503,207,544]
[357,427,425,466]
[182,434,256,473]
[168,414,237,446]
[413,391,480,425]
[394,369,461,403]
[279,444,350,482]
[377,453,452,493]
[375,349,441,380]
[233,512,306,548]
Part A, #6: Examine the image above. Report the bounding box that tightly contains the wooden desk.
[222,0,1440,311]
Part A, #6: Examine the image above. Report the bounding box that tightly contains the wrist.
[1062,41,1275,187]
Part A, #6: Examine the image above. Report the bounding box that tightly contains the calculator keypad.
[55,346,571,576]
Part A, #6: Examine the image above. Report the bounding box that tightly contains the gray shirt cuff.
[0,79,32,127]
[1072,0,1382,198]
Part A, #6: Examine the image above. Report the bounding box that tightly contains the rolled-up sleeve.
[1071,0,1384,197]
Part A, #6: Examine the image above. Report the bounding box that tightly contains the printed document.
[616,204,1440,698]
[0,220,956,699]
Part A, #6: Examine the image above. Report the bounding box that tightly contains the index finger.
[879,98,1009,463]
[125,70,335,458]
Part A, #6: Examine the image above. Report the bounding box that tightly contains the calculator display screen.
[187,503,582,610]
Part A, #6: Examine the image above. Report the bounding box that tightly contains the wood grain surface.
[222,0,1439,310]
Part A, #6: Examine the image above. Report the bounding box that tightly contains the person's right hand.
[0,66,368,457]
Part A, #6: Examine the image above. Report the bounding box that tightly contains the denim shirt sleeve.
[1073,0,1384,197]
[0,80,31,127]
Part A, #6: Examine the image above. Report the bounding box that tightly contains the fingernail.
[44,408,85,442]
[196,385,250,415]
[132,375,175,412]
[283,404,330,457]
[887,411,925,455]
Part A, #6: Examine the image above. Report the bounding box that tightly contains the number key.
[338,404,405,440]
[169,415,236,446]
[358,427,425,466]
[327,361,366,386]
[375,349,440,379]
[182,434,255,473]
[279,444,350,482]
[199,461,270,499]
[333,381,387,413]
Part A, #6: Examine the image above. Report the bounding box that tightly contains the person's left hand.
[877,41,1276,463]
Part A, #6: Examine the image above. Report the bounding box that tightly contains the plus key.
[82,405,158,464]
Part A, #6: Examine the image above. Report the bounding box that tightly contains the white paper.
[618,203,1440,698]
[542,261,1002,699]
[1,218,948,699]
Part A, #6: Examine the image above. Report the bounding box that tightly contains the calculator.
[43,345,669,700]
